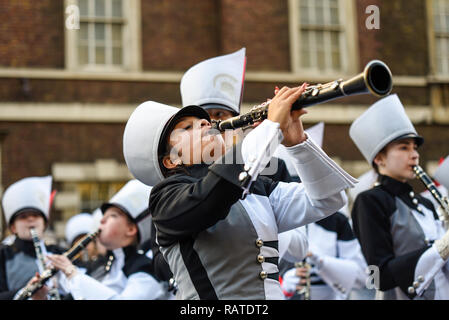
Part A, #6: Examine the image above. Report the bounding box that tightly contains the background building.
[0,0,448,240]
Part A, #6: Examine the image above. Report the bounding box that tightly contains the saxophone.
[14,229,100,300]
[413,165,449,230]
[29,228,60,300]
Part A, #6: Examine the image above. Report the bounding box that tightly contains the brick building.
[0,0,448,239]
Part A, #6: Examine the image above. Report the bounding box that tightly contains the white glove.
[281,268,300,295]
[435,230,449,261]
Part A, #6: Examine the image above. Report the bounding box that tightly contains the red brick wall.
[220,0,290,71]
[0,78,182,105]
[0,121,125,188]
[141,0,220,71]
[0,0,64,68]
[141,0,291,72]
[356,0,429,76]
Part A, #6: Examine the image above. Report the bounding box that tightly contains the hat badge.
[213,74,237,100]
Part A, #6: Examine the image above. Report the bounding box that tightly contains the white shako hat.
[180,48,246,116]
[100,179,153,245]
[2,175,52,226]
[434,156,449,189]
[92,208,102,231]
[123,101,210,187]
[349,94,424,165]
[65,213,94,246]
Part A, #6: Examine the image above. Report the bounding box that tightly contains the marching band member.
[64,213,97,264]
[350,94,449,299]
[63,212,110,282]
[279,123,367,300]
[0,176,64,300]
[122,82,357,299]
[280,213,368,300]
[181,48,308,259]
[45,180,166,300]
[146,48,310,290]
[61,212,109,300]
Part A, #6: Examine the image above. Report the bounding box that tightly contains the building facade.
[0,0,448,239]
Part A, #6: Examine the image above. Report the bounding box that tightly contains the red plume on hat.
[49,189,57,211]
[434,157,446,187]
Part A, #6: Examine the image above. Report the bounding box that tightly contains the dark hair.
[158,149,191,178]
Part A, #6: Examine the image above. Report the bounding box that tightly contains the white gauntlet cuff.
[435,235,449,261]
[285,134,358,199]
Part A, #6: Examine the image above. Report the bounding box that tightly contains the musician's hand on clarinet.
[295,265,310,291]
[47,254,78,279]
[267,83,309,147]
[27,272,49,300]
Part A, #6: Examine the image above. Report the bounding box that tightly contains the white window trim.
[288,0,359,77]
[64,0,141,72]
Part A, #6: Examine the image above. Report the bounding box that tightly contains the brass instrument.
[29,228,60,300]
[14,229,100,300]
[212,60,393,131]
[413,165,449,230]
[294,260,311,300]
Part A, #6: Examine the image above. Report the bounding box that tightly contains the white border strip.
[0,103,436,124]
[0,67,428,86]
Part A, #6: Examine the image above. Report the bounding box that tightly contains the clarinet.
[14,229,101,300]
[29,228,46,273]
[212,60,393,132]
[294,260,311,300]
[29,228,60,300]
[413,165,449,230]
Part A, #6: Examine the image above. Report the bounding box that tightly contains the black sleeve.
[150,155,245,247]
[0,248,18,300]
[122,253,157,279]
[335,212,356,241]
[150,222,173,281]
[351,191,429,298]
[264,158,293,183]
[0,290,17,300]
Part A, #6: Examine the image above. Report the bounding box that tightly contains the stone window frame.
[288,0,359,77]
[428,0,449,76]
[64,0,141,72]
[51,159,132,237]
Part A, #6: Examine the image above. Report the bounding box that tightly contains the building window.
[289,0,358,75]
[78,0,124,67]
[65,0,141,71]
[77,181,125,213]
[433,0,449,75]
